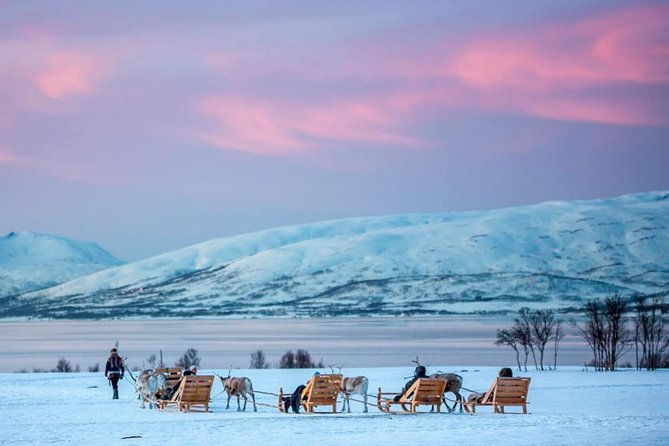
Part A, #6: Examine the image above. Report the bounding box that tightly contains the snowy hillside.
[0,232,124,298]
[3,192,669,319]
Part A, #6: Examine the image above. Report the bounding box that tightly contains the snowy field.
[2,366,668,445]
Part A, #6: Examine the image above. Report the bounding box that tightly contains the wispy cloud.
[197,94,422,156]
[195,4,669,156]
[34,50,109,99]
[447,5,669,124]
[453,6,669,89]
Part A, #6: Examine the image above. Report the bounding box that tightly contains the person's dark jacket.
[105,353,124,378]
[394,366,427,401]
[282,384,306,413]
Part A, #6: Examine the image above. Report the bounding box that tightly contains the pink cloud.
[34,51,108,99]
[197,97,307,156]
[453,5,669,90]
[196,94,423,156]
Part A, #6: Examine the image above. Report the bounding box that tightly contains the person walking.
[105,348,125,399]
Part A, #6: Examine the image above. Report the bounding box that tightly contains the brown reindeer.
[429,372,464,413]
[219,375,257,412]
[340,376,369,413]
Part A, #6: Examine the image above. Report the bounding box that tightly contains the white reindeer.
[135,370,168,409]
[340,376,369,413]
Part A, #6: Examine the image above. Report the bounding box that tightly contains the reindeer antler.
[227,365,232,378]
[411,356,422,366]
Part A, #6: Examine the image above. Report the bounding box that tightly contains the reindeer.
[218,369,257,412]
[327,364,369,414]
[134,370,168,409]
[409,356,463,413]
[429,372,464,413]
[340,376,369,413]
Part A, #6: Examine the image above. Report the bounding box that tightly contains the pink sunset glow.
[34,51,108,99]
[453,5,669,89]
[197,94,424,156]
[194,3,669,157]
[1,1,667,261]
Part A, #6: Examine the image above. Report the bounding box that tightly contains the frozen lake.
[0,317,596,373]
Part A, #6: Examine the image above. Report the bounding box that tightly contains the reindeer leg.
[226,394,231,410]
[251,392,257,412]
[242,395,247,412]
[237,395,241,411]
[363,393,368,413]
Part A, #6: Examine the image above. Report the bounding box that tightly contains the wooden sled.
[377,379,446,413]
[463,377,531,414]
[157,375,214,412]
[278,374,343,414]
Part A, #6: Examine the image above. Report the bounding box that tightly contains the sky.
[1,0,668,262]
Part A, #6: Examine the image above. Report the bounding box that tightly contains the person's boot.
[113,388,119,399]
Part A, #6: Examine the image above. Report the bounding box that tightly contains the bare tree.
[633,295,669,370]
[279,349,320,368]
[516,308,539,370]
[552,319,565,370]
[55,358,73,373]
[250,350,270,369]
[146,354,157,370]
[603,296,631,371]
[175,348,201,369]
[495,328,522,371]
[279,350,295,369]
[573,297,632,371]
[572,301,605,370]
[512,324,531,372]
[295,349,316,368]
[529,309,557,371]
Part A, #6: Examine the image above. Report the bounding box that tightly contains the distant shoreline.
[0,316,601,373]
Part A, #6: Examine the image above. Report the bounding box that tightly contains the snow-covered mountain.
[3,192,668,319]
[0,232,125,298]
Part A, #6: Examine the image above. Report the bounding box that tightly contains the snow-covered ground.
[2,366,668,445]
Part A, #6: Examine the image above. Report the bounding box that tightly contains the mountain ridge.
[3,191,668,319]
[0,231,125,298]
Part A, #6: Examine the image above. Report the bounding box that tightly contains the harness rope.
[253,390,280,397]
[145,385,463,412]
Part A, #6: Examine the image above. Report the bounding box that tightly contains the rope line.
[254,390,280,397]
